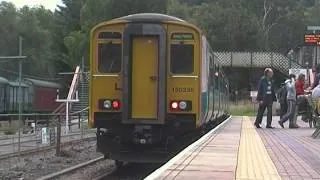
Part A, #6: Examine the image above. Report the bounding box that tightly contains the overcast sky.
[4,0,63,11]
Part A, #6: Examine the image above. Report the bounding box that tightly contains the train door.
[122,23,166,124]
[131,36,158,119]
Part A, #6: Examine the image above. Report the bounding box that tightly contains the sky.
[4,0,63,11]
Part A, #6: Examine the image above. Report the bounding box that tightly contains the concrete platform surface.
[145,116,320,180]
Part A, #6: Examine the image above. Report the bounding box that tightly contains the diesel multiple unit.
[89,13,229,165]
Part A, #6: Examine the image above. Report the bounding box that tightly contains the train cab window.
[170,44,194,73]
[98,42,121,73]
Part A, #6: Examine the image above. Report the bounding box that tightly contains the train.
[88,13,229,165]
[0,77,62,121]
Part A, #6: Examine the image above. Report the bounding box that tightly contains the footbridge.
[214,52,306,74]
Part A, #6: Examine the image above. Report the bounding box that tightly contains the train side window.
[170,44,194,74]
[98,42,121,73]
[214,66,219,90]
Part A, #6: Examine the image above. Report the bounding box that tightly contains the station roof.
[24,78,61,89]
[0,77,9,84]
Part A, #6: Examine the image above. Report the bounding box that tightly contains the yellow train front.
[89,13,229,164]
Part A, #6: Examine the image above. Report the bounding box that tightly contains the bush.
[3,128,17,135]
[0,124,19,135]
[228,100,256,116]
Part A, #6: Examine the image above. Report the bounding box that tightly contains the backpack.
[277,84,287,104]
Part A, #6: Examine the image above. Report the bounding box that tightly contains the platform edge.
[144,116,233,180]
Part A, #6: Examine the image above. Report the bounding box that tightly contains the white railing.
[56,66,81,134]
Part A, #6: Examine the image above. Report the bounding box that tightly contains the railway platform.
[145,116,320,180]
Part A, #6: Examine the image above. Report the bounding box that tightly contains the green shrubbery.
[228,100,256,116]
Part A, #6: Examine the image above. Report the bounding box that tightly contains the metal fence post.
[271,52,273,67]
[78,114,81,129]
[230,52,233,67]
[56,116,61,156]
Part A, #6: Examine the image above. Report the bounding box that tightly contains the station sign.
[304,34,320,46]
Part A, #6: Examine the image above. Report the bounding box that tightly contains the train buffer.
[145,116,320,180]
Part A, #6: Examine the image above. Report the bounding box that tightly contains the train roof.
[24,78,61,89]
[116,13,186,23]
[0,77,9,84]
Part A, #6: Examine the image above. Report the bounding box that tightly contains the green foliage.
[0,0,319,85]
[228,100,256,116]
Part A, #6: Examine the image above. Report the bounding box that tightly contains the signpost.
[304,34,320,46]
[41,127,48,144]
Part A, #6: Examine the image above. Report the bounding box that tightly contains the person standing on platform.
[277,82,287,119]
[312,64,320,89]
[279,74,299,129]
[254,68,277,129]
[294,74,308,125]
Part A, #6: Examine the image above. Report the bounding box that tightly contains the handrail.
[69,106,89,115]
[52,103,65,114]
[67,66,80,100]
[0,107,89,117]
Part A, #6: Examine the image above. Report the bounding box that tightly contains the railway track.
[35,156,105,180]
[95,163,160,180]
[36,157,159,180]
[0,136,96,160]
[34,116,230,180]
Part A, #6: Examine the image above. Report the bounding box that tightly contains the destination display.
[171,33,194,40]
[304,34,320,46]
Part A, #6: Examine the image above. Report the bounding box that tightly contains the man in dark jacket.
[254,68,277,128]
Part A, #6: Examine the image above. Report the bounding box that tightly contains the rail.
[55,66,82,134]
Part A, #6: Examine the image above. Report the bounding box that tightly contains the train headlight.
[179,101,187,110]
[171,101,178,109]
[103,100,112,109]
[170,100,192,111]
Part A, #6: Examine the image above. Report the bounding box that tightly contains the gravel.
[55,161,161,180]
[53,160,115,180]
[0,139,103,180]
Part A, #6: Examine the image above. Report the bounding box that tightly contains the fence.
[214,52,306,74]
[0,107,94,158]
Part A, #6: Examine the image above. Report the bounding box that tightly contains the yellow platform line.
[236,116,281,180]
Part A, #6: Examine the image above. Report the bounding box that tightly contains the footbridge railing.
[214,52,306,74]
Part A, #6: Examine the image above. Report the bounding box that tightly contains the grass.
[0,126,19,135]
[228,100,256,116]
[0,121,23,135]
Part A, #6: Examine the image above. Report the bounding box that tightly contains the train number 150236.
[172,87,194,93]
